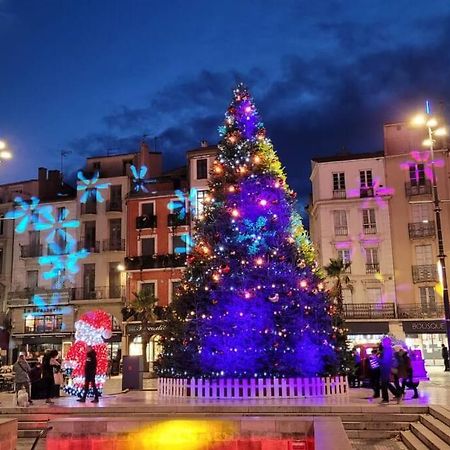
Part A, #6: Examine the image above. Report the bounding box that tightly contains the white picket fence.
[158,376,348,399]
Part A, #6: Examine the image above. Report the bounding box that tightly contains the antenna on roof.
[60,149,72,184]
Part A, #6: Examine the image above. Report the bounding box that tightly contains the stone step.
[344,421,410,431]
[17,421,48,430]
[410,422,450,450]
[18,429,41,439]
[420,414,450,445]
[345,429,400,440]
[401,430,429,450]
[429,406,450,428]
[340,414,420,423]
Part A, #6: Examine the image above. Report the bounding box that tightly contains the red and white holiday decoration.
[63,310,112,396]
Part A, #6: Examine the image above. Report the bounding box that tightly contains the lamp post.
[412,103,450,348]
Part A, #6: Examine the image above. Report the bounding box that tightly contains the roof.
[0,178,38,188]
[186,145,218,155]
[311,150,384,163]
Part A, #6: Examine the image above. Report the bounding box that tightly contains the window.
[109,219,122,246]
[342,288,353,305]
[0,248,3,274]
[332,172,345,191]
[140,282,156,298]
[110,185,122,203]
[409,163,426,186]
[109,262,122,298]
[337,249,351,265]
[196,159,208,179]
[172,234,187,254]
[57,207,66,221]
[24,315,63,333]
[365,248,379,273]
[196,190,208,217]
[419,287,436,312]
[362,209,377,234]
[26,270,39,289]
[170,280,181,303]
[411,204,430,223]
[415,244,433,265]
[366,287,382,304]
[84,221,96,249]
[0,214,4,235]
[83,264,96,298]
[141,237,156,256]
[360,170,373,188]
[333,210,347,235]
[141,202,154,217]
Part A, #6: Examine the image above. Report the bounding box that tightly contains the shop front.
[346,321,390,348]
[403,320,446,366]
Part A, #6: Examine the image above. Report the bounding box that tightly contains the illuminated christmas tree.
[156,84,335,378]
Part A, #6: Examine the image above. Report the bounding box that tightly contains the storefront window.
[23,315,63,333]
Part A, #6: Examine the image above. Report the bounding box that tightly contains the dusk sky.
[1,0,450,209]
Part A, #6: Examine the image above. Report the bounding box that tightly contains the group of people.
[367,336,419,404]
[12,346,100,406]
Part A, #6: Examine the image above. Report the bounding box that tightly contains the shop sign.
[347,322,390,334]
[23,306,69,316]
[403,320,446,334]
[126,322,164,335]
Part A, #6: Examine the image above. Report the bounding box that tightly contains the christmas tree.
[156,84,335,378]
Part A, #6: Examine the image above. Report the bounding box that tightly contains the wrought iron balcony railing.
[106,200,122,212]
[125,253,187,270]
[365,263,380,274]
[71,285,125,301]
[343,303,396,320]
[412,264,438,283]
[405,181,432,197]
[47,245,70,255]
[397,303,444,319]
[103,239,125,251]
[408,221,436,239]
[136,214,157,229]
[80,202,97,215]
[334,226,348,236]
[77,240,100,253]
[332,189,346,199]
[20,244,43,258]
[363,224,377,234]
[360,186,375,198]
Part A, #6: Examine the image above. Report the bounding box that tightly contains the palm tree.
[130,290,158,372]
[324,258,352,374]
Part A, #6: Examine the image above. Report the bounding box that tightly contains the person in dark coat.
[442,344,450,371]
[379,337,400,404]
[367,347,381,398]
[41,350,59,404]
[401,351,419,399]
[77,346,99,403]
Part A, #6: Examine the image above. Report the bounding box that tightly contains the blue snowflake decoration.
[77,171,110,203]
[174,234,194,254]
[130,164,149,193]
[39,249,89,288]
[5,196,53,233]
[167,188,197,219]
[236,216,276,255]
[25,293,71,319]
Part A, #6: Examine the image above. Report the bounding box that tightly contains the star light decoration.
[400,150,444,182]
[77,170,110,203]
[130,164,150,193]
[5,196,53,233]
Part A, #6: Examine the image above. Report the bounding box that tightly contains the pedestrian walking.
[379,337,400,404]
[367,348,381,398]
[442,344,450,371]
[42,350,60,404]
[401,350,419,399]
[13,354,33,405]
[77,346,99,403]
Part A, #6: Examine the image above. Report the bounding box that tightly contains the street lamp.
[411,102,450,349]
[0,140,12,161]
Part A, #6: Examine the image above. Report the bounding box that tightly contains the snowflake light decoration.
[348,177,394,209]
[77,171,110,203]
[236,216,276,255]
[174,234,194,254]
[130,164,149,193]
[5,196,53,233]
[400,150,444,182]
[167,188,197,219]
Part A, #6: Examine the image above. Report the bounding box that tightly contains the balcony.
[363,224,377,235]
[8,287,71,306]
[408,221,436,239]
[334,226,348,236]
[332,189,346,199]
[106,200,122,212]
[103,239,125,251]
[47,245,70,255]
[405,181,432,197]
[365,263,380,274]
[20,244,43,258]
[360,186,375,198]
[125,253,187,271]
[77,240,100,253]
[71,285,125,301]
[136,214,157,229]
[80,202,97,215]
[398,303,444,319]
[343,303,396,320]
[412,264,438,283]
[168,213,189,227]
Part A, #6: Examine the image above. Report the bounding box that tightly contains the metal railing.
[365,263,380,274]
[103,239,125,251]
[332,189,346,199]
[77,240,100,253]
[80,202,97,215]
[125,253,187,270]
[20,244,43,258]
[47,245,70,255]
[334,226,348,236]
[106,200,122,212]
[412,264,438,283]
[408,221,436,239]
[398,303,445,319]
[363,224,377,234]
[360,186,374,198]
[71,285,125,300]
[343,303,396,319]
[136,214,157,229]
[405,180,432,197]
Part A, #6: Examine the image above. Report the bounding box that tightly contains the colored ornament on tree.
[63,310,112,397]
[155,84,336,379]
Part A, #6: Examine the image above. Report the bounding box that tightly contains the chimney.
[200,140,208,148]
